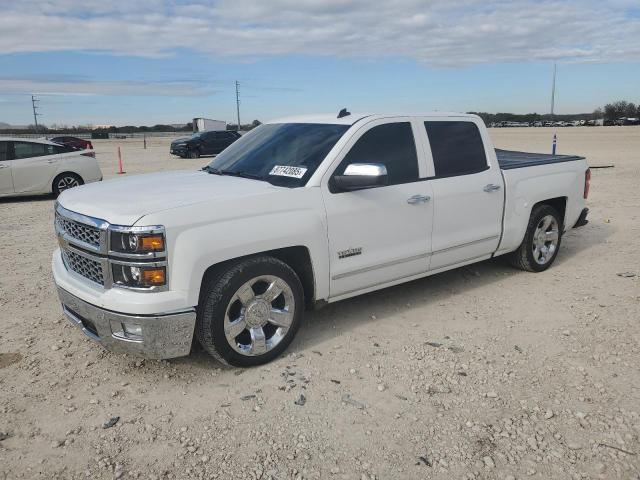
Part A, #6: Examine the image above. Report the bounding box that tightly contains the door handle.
[407,194,431,204]
[483,184,501,193]
[46,159,58,164]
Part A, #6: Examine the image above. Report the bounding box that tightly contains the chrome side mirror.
[334,163,388,191]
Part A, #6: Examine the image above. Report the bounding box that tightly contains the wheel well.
[534,197,567,228]
[200,246,316,309]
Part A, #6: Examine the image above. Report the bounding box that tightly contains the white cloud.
[0,76,214,96]
[0,0,639,66]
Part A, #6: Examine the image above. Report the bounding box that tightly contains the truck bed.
[496,149,585,170]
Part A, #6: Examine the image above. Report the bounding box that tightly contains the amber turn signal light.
[141,268,166,285]
[140,235,165,251]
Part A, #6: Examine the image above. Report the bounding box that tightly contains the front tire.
[52,172,83,197]
[508,204,562,272]
[187,148,200,159]
[196,256,304,367]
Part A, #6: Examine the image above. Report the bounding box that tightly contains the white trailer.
[192,118,226,133]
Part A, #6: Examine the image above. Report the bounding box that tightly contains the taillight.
[584,168,591,199]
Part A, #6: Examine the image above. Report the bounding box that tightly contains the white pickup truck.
[52,112,590,366]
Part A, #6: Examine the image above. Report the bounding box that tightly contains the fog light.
[122,323,142,338]
[110,320,143,342]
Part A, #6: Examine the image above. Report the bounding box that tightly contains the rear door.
[0,141,13,194]
[421,119,504,270]
[10,141,63,193]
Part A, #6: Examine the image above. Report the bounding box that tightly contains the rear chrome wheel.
[508,204,562,272]
[532,215,559,265]
[224,275,295,356]
[196,256,304,367]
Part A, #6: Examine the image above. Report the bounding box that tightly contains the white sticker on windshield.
[269,165,308,179]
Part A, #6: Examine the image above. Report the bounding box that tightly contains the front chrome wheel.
[532,214,559,265]
[224,275,295,356]
[57,175,80,192]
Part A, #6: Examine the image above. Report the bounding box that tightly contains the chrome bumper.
[57,287,196,359]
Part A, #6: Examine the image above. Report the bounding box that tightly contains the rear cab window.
[330,122,419,192]
[424,121,488,178]
[0,141,7,161]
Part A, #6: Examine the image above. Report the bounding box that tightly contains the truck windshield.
[205,123,349,187]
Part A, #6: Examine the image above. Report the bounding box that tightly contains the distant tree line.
[599,100,639,121]
[470,111,598,125]
[0,119,264,135]
[471,99,639,125]
[3,101,639,136]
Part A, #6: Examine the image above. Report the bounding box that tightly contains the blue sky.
[1,0,639,126]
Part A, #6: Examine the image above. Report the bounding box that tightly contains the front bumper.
[57,286,196,359]
[170,146,188,156]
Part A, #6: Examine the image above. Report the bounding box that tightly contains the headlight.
[112,264,166,289]
[110,228,165,254]
[107,225,168,291]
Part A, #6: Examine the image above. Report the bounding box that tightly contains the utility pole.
[235,80,241,131]
[31,95,41,133]
[550,62,556,119]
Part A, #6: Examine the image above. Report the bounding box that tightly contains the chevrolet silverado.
[52,112,590,366]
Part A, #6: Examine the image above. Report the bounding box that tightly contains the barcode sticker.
[269,165,308,179]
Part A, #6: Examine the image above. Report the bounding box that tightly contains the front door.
[0,141,13,194]
[322,119,433,299]
[204,132,221,155]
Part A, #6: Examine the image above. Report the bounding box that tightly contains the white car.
[52,112,590,367]
[0,137,102,198]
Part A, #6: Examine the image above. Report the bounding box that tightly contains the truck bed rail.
[496,149,585,170]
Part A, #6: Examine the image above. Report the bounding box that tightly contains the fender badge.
[338,247,362,259]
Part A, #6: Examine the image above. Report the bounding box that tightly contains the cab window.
[0,141,7,161]
[424,121,488,178]
[331,122,419,191]
[12,142,57,160]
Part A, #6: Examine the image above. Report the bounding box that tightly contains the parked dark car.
[50,136,93,151]
[170,130,241,158]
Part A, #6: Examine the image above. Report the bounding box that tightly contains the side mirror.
[334,163,388,191]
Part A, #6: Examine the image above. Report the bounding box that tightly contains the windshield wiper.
[221,170,264,180]
[205,166,263,181]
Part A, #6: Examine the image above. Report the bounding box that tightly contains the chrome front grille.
[56,212,102,249]
[62,248,105,286]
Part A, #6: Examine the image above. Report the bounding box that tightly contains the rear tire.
[508,204,562,272]
[52,172,83,197]
[196,256,304,367]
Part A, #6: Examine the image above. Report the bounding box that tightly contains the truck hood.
[171,137,192,144]
[57,170,279,225]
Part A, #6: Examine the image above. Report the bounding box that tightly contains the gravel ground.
[1,127,639,480]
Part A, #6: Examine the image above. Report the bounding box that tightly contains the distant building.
[85,124,114,130]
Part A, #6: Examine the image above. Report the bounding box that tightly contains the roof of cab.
[268,112,478,125]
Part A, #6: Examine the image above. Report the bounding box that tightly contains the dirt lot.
[1,127,639,480]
